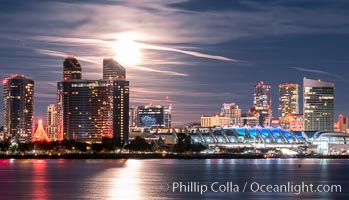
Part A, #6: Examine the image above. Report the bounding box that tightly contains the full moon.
[112,36,141,67]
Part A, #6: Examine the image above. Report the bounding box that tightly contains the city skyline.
[1,0,349,125]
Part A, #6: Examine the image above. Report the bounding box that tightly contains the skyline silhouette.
[1,0,349,125]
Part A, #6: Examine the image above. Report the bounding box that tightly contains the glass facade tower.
[278,83,299,118]
[303,78,334,131]
[58,79,129,144]
[58,57,129,145]
[3,75,34,142]
[63,56,82,80]
[253,81,272,127]
[103,58,126,79]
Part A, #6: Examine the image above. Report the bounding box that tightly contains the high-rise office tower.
[253,81,272,127]
[220,102,242,126]
[278,83,299,118]
[3,75,34,142]
[58,80,113,142]
[63,56,82,80]
[303,78,334,131]
[58,57,129,145]
[103,58,126,79]
[110,80,129,144]
[47,104,59,140]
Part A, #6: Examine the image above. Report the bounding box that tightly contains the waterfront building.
[303,78,334,131]
[58,57,129,145]
[253,81,272,127]
[278,83,299,118]
[201,115,230,127]
[103,58,126,79]
[187,126,306,145]
[47,104,59,140]
[63,56,82,80]
[220,102,242,126]
[310,131,349,154]
[58,79,129,144]
[3,75,34,142]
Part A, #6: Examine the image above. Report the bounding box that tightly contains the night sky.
[1,0,349,126]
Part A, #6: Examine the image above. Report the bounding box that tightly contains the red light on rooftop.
[2,79,8,85]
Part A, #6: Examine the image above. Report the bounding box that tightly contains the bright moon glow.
[113,36,141,67]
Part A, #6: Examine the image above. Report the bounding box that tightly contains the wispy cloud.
[2,0,349,125]
[35,48,189,77]
[135,66,188,76]
[142,44,236,62]
[34,49,101,64]
[33,35,237,62]
[291,67,342,78]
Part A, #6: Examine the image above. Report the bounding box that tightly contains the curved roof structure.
[312,131,348,140]
[188,126,306,144]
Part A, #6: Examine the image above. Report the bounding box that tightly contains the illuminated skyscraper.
[3,75,34,142]
[46,104,59,140]
[253,81,272,127]
[303,78,334,131]
[63,56,82,80]
[103,58,126,79]
[58,79,129,144]
[278,83,299,118]
[58,57,129,145]
[110,80,129,144]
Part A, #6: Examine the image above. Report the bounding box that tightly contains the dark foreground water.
[1,159,349,199]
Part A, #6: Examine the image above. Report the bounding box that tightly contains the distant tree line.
[0,137,121,154]
[0,134,208,154]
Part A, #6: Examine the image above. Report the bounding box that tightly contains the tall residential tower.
[278,83,299,118]
[63,56,82,80]
[58,57,129,145]
[253,81,272,127]
[46,104,59,140]
[3,75,34,142]
[303,78,334,131]
[103,58,126,79]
